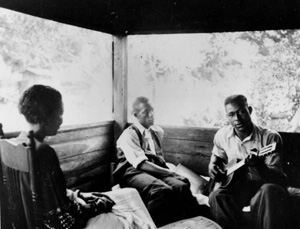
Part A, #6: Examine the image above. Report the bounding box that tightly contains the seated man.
[113,96,209,227]
[208,94,289,229]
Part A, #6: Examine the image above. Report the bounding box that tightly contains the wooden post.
[113,36,128,142]
[111,35,128,183]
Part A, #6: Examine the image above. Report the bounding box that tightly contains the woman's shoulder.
[38,143,59,162]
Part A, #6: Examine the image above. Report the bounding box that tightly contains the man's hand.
[208,161,226,182]
[170,172,190,186]
[245,153,264,167]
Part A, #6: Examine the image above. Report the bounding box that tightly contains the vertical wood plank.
[113,36,128,143]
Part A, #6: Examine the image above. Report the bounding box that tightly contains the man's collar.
[134,120,150,135]
[226,124,258,141]
[226,125,235,139]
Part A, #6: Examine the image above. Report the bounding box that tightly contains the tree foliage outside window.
[128,31,300,132]
[0,8,113,132]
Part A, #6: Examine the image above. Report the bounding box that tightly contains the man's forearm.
[139,161,172,177]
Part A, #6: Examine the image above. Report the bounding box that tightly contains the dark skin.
[133,100,188,182]
[208,102,264,182]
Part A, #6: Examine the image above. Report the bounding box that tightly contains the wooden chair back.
[0,130,41,229]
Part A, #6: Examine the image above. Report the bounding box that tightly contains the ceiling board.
[1,0,300,35]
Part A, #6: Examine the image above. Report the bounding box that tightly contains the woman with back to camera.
[17,84,156,229]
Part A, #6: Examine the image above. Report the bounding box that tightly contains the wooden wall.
[162,125,300,188]
[4,121,300,191]
[162,125,217,177]
[45,121,114,192]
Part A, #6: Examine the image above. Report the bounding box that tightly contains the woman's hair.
[18,84,63,124]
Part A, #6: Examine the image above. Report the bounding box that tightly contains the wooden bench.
[3,122,299,192]
[38,123,300,193]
